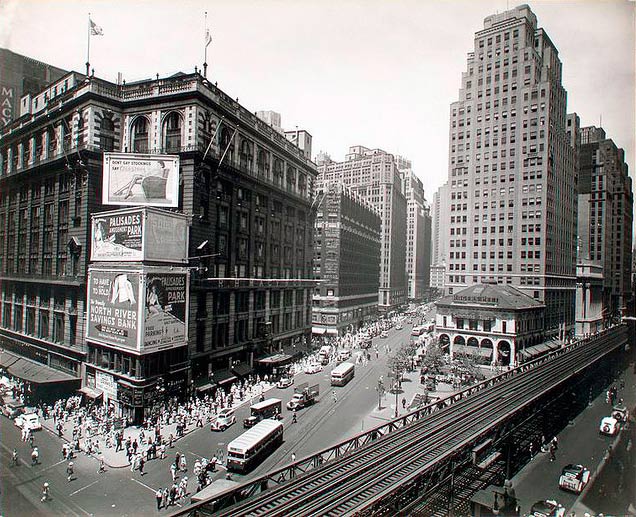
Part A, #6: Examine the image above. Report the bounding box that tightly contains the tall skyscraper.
[577,125,633,321]
[430,183,450,290]
[399,163,431,300]
[444,4,578,336]
[317,146,407,311]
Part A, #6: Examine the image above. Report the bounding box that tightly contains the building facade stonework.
[0,70,317,420]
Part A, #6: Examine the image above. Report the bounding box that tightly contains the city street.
[512,354,636,515]
[0,322,418,516]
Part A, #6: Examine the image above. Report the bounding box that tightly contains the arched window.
[220,128,234,163]
[163,112,182,152]
[286,166,296,191]
[273,159,284,185]
[131,116,149,153]
[239,139,253,171]
[257,149,269,176]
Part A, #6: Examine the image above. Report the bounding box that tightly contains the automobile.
[530,500,565,517]
[380,331,389,338]
[276,376,294,389]
[15,412,42,431]
[396,324,403,330]
[558,464,590,494]
[612,404,629,423]
[211,408,236,431]
[337,349,352,361]
[599,415,619,436]
[304,363,322,374]
[2,403,25,419]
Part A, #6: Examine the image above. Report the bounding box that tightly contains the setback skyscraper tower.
[444,4,578,337]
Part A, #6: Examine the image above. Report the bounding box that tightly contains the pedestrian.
[169,483,177,506]
[67,461,74,482]
[529,442,534,459]
[41,482,50,503]
[175,451,181,468]
[180,454,187,472]
[156,488,163,510]
[551,436,558,450]
[549,443,556,462]
[169,434,174,448]
[130,454,137,472]
[170,462,177,481]
[139,456,145,476]
[31,447,39,466]
[332,391,337,403]
[292,411,297,424]
[98,457,106,473]
[160,443,166,460]
[291,452,296,462]
[162,487,168,508]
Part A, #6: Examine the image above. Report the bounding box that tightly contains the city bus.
[226,419,284,473]
[331,362,355,386]
[243,398,282,428]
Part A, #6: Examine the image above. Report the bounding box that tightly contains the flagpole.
[203,11,208,78]
[86,13,91,76]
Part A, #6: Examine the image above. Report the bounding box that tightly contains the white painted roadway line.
[131,478,182,507]
[38,458,67,472]
[69,479,100,496]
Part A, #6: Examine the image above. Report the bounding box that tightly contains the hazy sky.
[1,0,634,200]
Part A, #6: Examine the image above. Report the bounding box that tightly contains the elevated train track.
[181,325,628,517]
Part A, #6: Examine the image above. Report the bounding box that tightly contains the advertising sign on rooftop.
[102,153,179,207]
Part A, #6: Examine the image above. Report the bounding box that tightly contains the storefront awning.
[0,350,21,369]
[520,342,556,360]
[196,382,214,392]
[325,328,338,336]
[256,353,293,366]
[78,386,103,399]
[7,355,79,384]
[312,327,327,335]
[231,362,252,377]
[211,369,237,386]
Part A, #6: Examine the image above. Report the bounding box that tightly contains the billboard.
[86,267,189,353]
[91,208,188,263]
[144,273,188,352]
[102,153,180,207]
[87,270,142,350]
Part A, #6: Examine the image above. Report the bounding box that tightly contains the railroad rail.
[178,325,628,516]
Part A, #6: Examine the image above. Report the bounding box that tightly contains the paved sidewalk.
[40,382,275,469]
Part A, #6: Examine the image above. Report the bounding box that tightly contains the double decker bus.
[226,419,284,472]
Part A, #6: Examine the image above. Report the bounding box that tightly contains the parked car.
[15,412,42,431]
[395,324,403,330]
[211,408,236,431]
[530,500,565,517]
[612,404,629,422]
[558,464,590,494]
[2,403,25,419]
[276,376,294,389]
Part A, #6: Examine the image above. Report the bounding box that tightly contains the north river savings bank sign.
[87,208,189,353]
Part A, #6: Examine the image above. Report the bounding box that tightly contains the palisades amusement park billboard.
[102,153,180,207]
[91,207,188,263]
[86,267,189,353]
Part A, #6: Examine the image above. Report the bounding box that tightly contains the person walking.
[179,454,187,472]
[41,482,50,503]
[139,456,145,476]
[11,449,18,467]
[31,447,39,466]
[98,457,106,473]
[170,462,178,481]
[549,442,557,462]
[155,488,163,510]
[66,461,74,482]
[291,452,296,462]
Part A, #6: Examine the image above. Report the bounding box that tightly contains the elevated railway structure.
[178,324,629,516]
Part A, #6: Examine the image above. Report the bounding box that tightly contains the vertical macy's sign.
[0,85,14,127]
